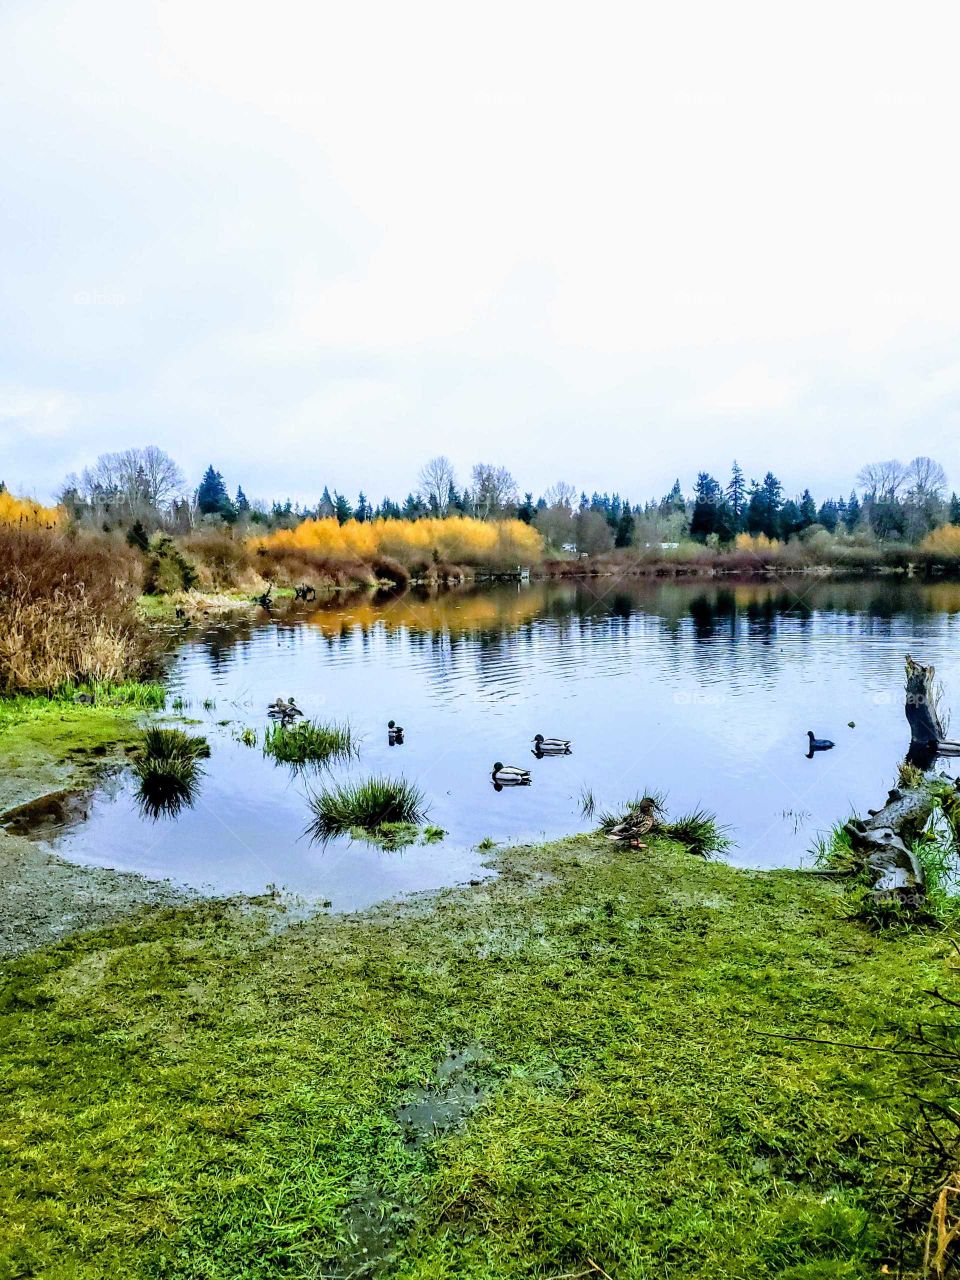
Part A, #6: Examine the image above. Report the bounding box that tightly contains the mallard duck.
[268,697,303,724]
[605,796,661,847]
[388,720,405,744]
[491,762,531,786]
[806,731,834,752]
[532,734,572,753]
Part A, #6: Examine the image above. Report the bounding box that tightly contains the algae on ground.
[0,832,953,1279]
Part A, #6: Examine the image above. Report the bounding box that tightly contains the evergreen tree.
[780,499,803,540]
[318,487,335,518]
[690,472,724,541]
[817,500,839,532]
[402,492,425,520]
[659,479,685,517]
[615,501,635,548]
[726,461,746,529]
[798,489,817,528]
[517,492,535,524]
[950,493,960,525]
[196,466,235,520]
[235,486,250,515]
[126,519,150,552]
[355,492,370,523]
[333,492,353,524]
[844,491,861,532]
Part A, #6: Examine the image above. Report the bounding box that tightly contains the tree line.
[55,448,960,551]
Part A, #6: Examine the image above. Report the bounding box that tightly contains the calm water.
[46,578,960,909]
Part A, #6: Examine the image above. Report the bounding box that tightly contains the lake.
[46,577,960,909]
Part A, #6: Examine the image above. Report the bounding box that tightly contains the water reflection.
[46,576,960,907]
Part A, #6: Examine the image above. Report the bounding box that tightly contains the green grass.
[307,775,427,841]
[262,719,355,768]
[661,807,733,857]
[0,835,953,1278]
[131,727,209,819]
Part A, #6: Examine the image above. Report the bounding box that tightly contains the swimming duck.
[491,762,531,786]
[268,697,303,724]
[806,730,834,753]
[532,734,572,754]
[388,719,405,744]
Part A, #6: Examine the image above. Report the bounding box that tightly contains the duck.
[605,796,662,847]
[388,719,405,744]
[268,696,303,724]
[491,762,531,787]
[532,734,572,754]
[806,730,834,753]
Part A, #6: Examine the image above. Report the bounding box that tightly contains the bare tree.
[65,445,185,517]
[140,445,186,507]
[542,480,577,510]
[418,455,456,515]
[906,455,947,499]
[470,463,518,520]
[857,459,909,501]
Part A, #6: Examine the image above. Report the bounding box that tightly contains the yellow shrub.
[0,490,62,528]
[922,525,960,557]
[254,516,543,568]
[733,532,781,552]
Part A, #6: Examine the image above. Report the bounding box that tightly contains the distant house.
[645,542,680,550]
[561,542,577,554]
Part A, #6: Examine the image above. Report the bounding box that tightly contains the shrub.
[0,525,149,693]
[143,534,197,595]
[306,776,427,841]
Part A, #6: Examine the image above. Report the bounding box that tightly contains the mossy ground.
[0,689,159,814]
[1,834,952,1278]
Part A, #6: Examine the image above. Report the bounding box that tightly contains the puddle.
[330,1045,487,1276]
[1,789,94,838]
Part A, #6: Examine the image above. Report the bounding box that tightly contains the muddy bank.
[0,831,193,957]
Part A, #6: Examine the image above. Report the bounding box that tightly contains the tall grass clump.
[307,776,427,842]
[0,523,151,693]
[132,727,209,819]
[262,719,355,767]
[598,791,731,856]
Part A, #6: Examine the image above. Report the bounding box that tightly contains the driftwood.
[844,786,934,904]
[906,655,960,758]
[840,657,960,907]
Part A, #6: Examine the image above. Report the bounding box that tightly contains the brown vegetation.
[0,526,150,693]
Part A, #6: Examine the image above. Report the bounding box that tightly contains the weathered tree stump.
[844,786,934,905]
[905,655,960,757]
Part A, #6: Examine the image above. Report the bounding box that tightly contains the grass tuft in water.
[132,727,209,819]
[307,775,427,842]
[263,719,355,767]
[661,809,733,857]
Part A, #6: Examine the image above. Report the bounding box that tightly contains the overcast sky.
[1,0,959,507]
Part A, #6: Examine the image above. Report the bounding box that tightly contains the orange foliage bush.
[254,516,543,570]
[0,491,62,528]
[922,525,960,557]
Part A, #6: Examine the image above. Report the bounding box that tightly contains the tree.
[615,501,635,548]
[906,456,947,500]
[417,456,456,516]
[844,491,862,532]
[197,466,235,520]
[574,508,614,555]
[950,494,960,526]
[318,487,335,518]
[726,461,746,529]
[690,472,724,542]
[817,500,840,533]
[139,445,185,508]
[517,492,536,524]
[779,499,803,540]
[659,479,686,519]
[235,486,250,516]
[542,481,577,511]
[857,459,908,502]
[470,464,518,519]
[746,473,783,538]
[798,489,817,529]
[333,492,353,524]
[355,492,371,523]
[126,519,150,552]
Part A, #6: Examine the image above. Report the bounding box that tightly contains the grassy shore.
[1,829,953,1278]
